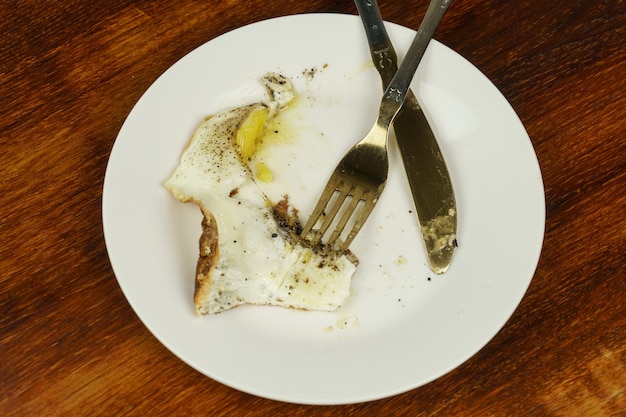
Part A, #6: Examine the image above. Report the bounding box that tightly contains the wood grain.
[1,0,624,415]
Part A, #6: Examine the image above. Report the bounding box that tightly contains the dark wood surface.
[2,0,624,415]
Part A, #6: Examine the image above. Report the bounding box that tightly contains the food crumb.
[302,67,318,82]
[335,316,360,330]
[395,255,407,266]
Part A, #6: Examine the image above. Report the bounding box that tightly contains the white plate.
[103,14,545,405]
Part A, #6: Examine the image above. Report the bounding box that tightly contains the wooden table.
[2,0,624,415]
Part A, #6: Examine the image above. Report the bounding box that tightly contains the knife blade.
[355,0,457,274]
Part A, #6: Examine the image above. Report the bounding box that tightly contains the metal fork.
[300,0,453,252]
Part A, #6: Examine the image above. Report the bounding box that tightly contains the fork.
[299,0,453,252]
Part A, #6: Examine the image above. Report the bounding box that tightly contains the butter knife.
[355,0,457,274]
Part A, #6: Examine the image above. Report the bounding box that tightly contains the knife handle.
[382,0,452,109]
[354,0,398,87]
[373,0,452,129]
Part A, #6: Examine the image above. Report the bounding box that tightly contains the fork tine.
[308,182,351,245]
[300,199,328,244]
[326,186,366,246]
[300,177,341,243]
[337,193,378,251]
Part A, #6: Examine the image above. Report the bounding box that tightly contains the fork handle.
[378,0,453,127]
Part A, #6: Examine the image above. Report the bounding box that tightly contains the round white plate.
[103,14,545,405]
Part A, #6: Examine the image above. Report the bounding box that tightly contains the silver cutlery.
[299,0,454,256]
[355,0,457,273]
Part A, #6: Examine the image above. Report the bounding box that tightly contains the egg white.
[165,73,357,315]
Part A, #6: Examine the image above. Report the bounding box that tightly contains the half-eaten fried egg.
[165,73,357,315]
